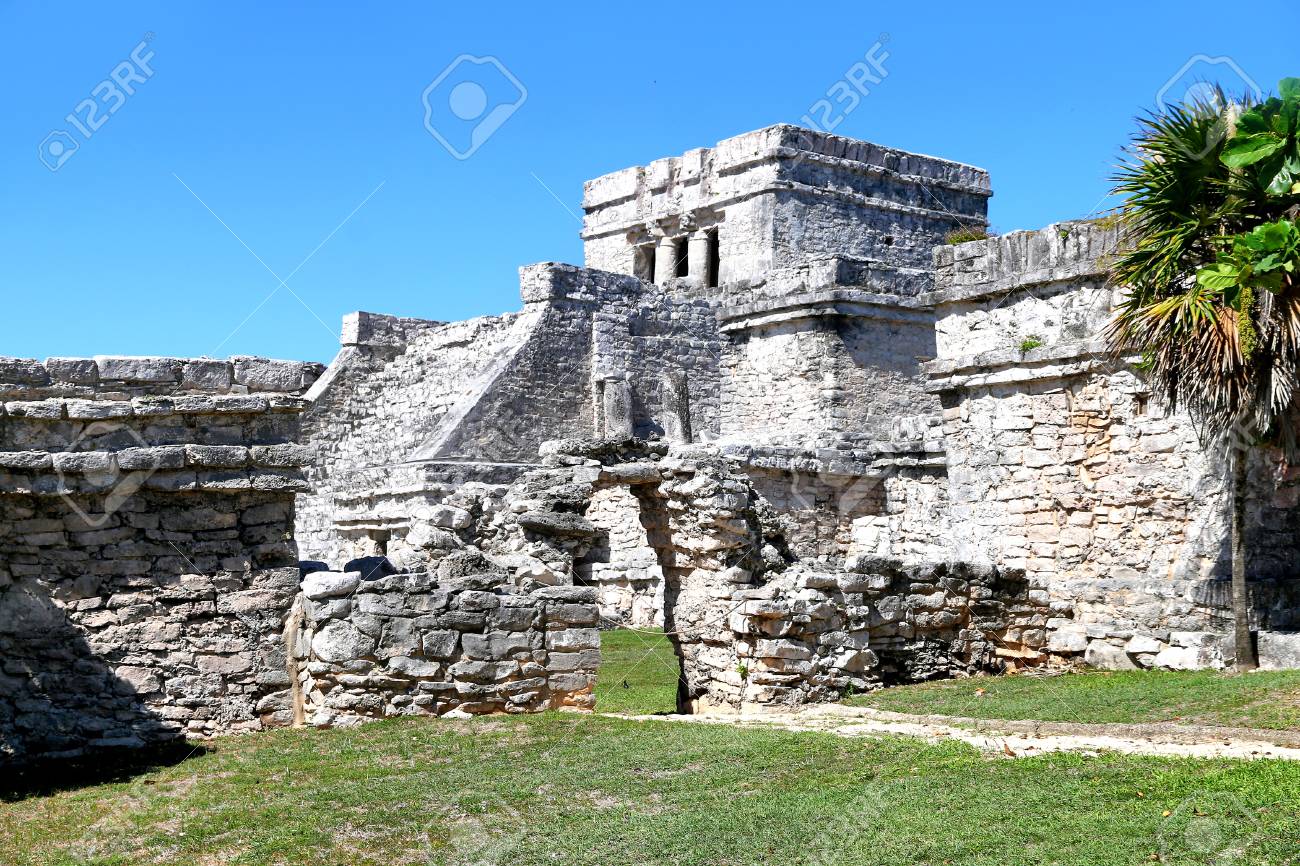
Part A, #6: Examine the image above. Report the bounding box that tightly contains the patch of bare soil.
[607,704,1300,761]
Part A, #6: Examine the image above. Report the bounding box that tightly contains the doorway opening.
[578,482,689,715]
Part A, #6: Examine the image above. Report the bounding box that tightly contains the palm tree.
[1107,79,1300,671]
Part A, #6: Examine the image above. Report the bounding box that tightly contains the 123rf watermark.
[38,34,156,172]
[422,54,527,160]
[798,35,890,137]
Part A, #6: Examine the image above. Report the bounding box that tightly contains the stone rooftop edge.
[582,124,991,210]
[922,220,1124,306]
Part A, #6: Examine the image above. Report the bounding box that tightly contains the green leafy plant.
[736,662,749,681]
[1197,219,1300,297]
[1219,77,1300,196]
[1195,220,1300,358]
[1018,335,1045,354]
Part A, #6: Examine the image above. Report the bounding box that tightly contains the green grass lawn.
[846,669,1300,730]
[5,638,1300,865]
[592,627,680,715]
[3,713,1299,865]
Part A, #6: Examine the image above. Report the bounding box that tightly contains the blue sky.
[2,1,1293,364]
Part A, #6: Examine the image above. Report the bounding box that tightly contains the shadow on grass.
[0,740,210,802]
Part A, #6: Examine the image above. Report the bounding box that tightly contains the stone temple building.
[4,124,1300,764]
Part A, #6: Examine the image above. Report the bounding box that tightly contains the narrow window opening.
[706,229,720,287]
[673,237,689,278]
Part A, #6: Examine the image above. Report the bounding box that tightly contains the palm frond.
[1105,92,1300,454]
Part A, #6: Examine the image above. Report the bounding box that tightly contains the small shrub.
[736,663,749,681]
[944,226,989,245]
[1018,335,1044,354]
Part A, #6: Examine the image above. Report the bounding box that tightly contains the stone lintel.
[719,289,932,334]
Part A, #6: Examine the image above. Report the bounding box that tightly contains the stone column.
[653,236,676,284]
[687,231,711,285]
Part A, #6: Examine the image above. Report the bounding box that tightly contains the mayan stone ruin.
[5,123,1300,765]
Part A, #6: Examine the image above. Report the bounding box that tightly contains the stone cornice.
[924,339,1141,391]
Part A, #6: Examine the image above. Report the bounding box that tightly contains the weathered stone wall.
[929,220,1120,358]
[0,355,320,766]
[0,493,301,764]
[925,223,1300,670]
[293,570,598,724]
[297,264,723,569]
[720,312,937,448]
[582,125,991,284]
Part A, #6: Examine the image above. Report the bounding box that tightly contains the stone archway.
[497,440,766,714]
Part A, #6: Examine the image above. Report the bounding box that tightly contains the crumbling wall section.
[293,570,598,724]
[484,439,1054,713]
[576,483,664,627]
[714,559,1049,709]
[298,265,723,568]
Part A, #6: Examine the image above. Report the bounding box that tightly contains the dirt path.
[607,703,1300,760]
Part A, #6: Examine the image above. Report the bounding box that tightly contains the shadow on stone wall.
[0,578,191,785]
[1190,525,1300,633]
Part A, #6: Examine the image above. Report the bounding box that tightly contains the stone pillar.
[654,236,676,284]
[687,231,711,285]
[602,377,634,438]
[661,371,692,443]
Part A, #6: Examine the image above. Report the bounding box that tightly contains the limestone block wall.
[293,571,598,724]
[719,312,938,447]
[925,223,1300,669]
[582,125,990,285]
[591,286,722,444]
[0,355,319,766]
[876,467,951,563]
[715,260,940,449]
[928,220,1121,358]
[487,439,1056,711]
